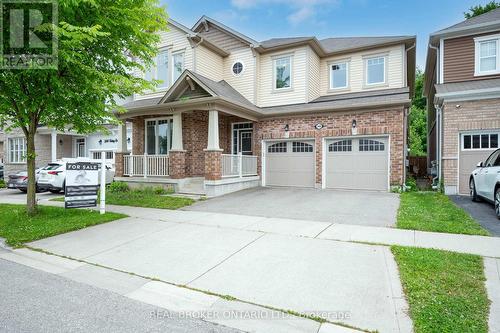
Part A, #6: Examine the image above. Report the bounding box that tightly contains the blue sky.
[161,0,491,69]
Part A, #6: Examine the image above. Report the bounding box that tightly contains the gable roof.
[192,15,259,46]
[434,8,500,37]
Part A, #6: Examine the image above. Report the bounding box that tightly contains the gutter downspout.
[404,43,416,88]
[189,35,203,72]
[403,107,409,189]
[433,104,443,189]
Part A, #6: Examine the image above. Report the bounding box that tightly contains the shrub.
[107,181,129,193]
[0,179,5,189]
[405,176,418,192]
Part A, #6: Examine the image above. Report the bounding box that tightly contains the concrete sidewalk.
[84,204,500,258]
[25,212,412,333]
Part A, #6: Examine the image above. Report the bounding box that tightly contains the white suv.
[469,148,500,219]
[38,161,115,193]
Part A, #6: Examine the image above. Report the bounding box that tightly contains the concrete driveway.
[185,187,400,227]
[28,207,412,333]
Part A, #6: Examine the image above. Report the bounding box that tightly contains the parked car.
[6,168,44,192]
[37,161,115,193]
[469,148,500,219]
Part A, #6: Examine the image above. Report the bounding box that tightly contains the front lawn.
[103,189,194,209]
[392,246,489,333]
[397,192,489,236]
[52,185,195,210]
[0,204,126,247]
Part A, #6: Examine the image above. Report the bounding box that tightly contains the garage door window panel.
[359,139,385,152]
[268,142,287,153]
[328,140,352,152]
[292,141,313,153]
[463,133,499,150]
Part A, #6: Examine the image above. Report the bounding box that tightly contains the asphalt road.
[0,258,240,333]
[450,195,500,236]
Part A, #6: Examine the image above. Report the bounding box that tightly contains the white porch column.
[206,110,220,150]
[116,122,128,153]
[51,129,57,162]
[171,112,183,151]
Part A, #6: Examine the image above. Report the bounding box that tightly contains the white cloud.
[230,0,339,25]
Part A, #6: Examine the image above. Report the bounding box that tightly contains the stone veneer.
[441,98,500,194]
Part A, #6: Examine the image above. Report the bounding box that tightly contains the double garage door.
[265,137,389,191]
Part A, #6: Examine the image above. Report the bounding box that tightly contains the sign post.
[65,162,99,209]
[100,153,106,214]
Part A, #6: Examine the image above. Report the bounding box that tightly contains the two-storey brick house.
[115,16,416,196]
[424,8,500,195]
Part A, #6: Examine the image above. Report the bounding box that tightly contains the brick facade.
[204,150,222,180]
[442,98,500,193]
[114,152,128,177]
[169,150,186,179]
[255,106,406,186]
[125,106,406,188]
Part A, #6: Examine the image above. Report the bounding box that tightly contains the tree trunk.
[26,130,37,216]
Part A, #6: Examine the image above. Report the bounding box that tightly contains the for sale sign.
[65,162,99,209]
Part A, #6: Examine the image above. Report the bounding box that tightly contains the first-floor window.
[8,137,26,163]
[75,138,86,158]
[146,118,172,155]
[92,151,114,160]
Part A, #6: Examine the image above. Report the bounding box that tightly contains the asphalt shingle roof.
[434,7,500,35]
[435,78,500,95]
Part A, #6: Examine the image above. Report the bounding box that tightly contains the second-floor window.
[475,35,500,75]
[144,50,185,90]
[273,56,291,90]
[365,56,386,85]
[330,62,348,89]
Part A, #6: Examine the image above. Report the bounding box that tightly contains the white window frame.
[74,137,86,158]
[231,122,253,155]
[272,55,293,91]
[144,117,173,155]
[364,55,387,87]
[8,137,27,164]
[231,60,245,77]
[329,60,350,90]
[474,34,500,76]
[143,47,171,90]
[461,131,500,151]
[171,50,185,83]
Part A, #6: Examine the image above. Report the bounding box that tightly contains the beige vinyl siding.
[196,45,224,82]
[308,47,321,102]
[223,48,255,103]
[258,47,308,107]
[135,24,194,101]
[320,44,405,96]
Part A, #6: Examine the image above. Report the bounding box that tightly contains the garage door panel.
[265,141,315,188]
[459,150,494,195]
[325,137,388,191]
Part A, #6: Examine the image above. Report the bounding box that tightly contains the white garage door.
[459,132,499,194]
[325,137,389,191]
[265,140,315,187]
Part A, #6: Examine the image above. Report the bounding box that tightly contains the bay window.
[8,137,26,163]
[475,35,500,76]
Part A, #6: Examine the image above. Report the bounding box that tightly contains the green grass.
[0,204,126,247]
[397,192,489,236]
[392,246,490,333]
[52,189,194,210]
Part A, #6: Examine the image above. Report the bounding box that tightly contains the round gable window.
[232,61,244,76]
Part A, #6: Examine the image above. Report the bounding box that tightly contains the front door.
[239,130,253,155]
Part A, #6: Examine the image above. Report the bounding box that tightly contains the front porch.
[114,109,260,196]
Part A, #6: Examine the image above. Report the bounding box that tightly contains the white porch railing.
[123,154,169,177]
[221,154,258,178]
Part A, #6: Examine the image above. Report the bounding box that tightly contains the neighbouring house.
[114,16,416,196]
[2,124,132,178]
[424,8,500,195]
